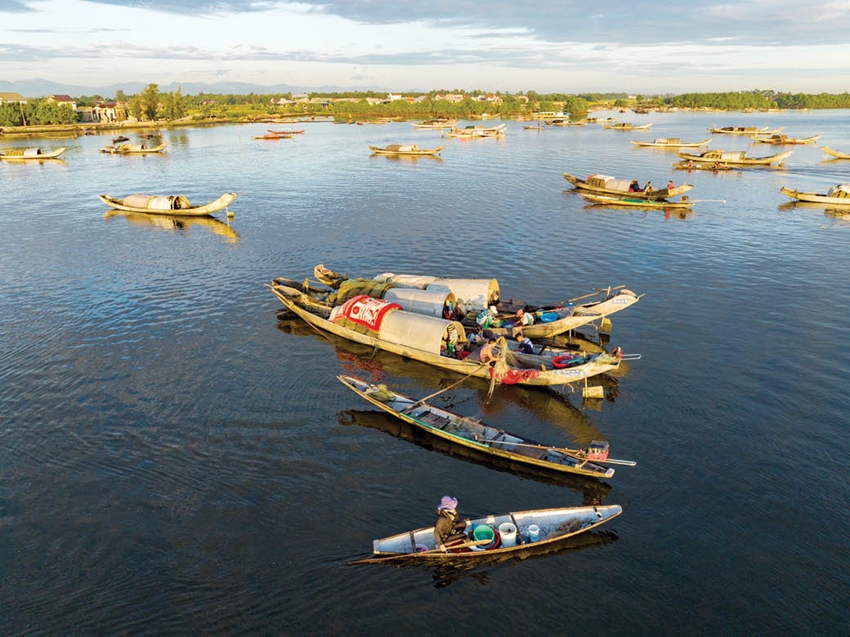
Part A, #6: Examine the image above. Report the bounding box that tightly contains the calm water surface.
[1,110,848,635]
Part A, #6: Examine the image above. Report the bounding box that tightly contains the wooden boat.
[544,119,584,127]
[780,185,850,207]
[369,144,444,156]
[630,138,711,148]
[339,374,633,478]
[267,129,304,135]
[99,192,238,216]
[603,122,652,130]
[445,124,506,138]
[580,193,694,209]
[563,171,693,200]
[0,147,66,160]
[750,134,820,145]
[708,125,782,135]
[820,147,850,159]
[254,132,292,140]
[523,124,546,130]
[672,161,741,171]
[311,263,642,339]
[112,135,129,143]
[358,503,623,561]
[269,278,627,387]
[675,149,792,166]
[412,118,458,129]
[99,143,167,154]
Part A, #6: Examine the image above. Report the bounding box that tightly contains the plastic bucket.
[473,524,500,549]
[527,524,540,542]
[498,522,517,547]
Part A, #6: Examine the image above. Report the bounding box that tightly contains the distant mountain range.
[0,79,392,98]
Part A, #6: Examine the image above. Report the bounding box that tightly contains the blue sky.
[2,0,850,93]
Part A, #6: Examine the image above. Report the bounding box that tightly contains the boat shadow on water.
[352,529,619,589]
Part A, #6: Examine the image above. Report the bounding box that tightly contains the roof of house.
[0,92,27,102]
[49,94,75,102]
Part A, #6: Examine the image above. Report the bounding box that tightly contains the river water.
[1,110,848,635]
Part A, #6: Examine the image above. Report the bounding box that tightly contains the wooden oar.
[403,363,489,411]
[349,538,492,564]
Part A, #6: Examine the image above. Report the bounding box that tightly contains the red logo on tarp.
[335,295,401,331]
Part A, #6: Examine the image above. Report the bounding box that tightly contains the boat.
[630,138,712,148]
[545,119,584,127]
[356,503,623,561]
[820,147,850,159]
[99,143,167,154]
[603,122,652,130]
[672,161,741,171]
[580,193,694,209]
[523,124,546,130]
[563,172,693,200]
[780,185,850,207]
[254,132,292,140]
[338,374,634,479]
[445,124,506,138]
[269,278,627,387]
[750,134,820,145]
[0,147,66,160]
[311,263,642,339]
[99,192,238,216]
[112,135,129,143]
[412,118,458,129]
[675,149,792,167]
[267,129,304,135]
[368,144,444,156]
[708,125,783,135]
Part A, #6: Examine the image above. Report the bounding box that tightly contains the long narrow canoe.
[708,126,782,135]
[780,186,850,207]
[338,374,633,479]
[0,146,66,160]
[630,138,712,148]
[99,192,238,216]
[821,147,850,159]
[675,149,792,166]
[411,119,458,129]
[369,144,444,156]
[360,504,622,560]
[269,279,626,387]
[580,193,694,209]
[750,134,820,145]
[563,172,693,200]
[603,123,652,130]
[99,143,167,154]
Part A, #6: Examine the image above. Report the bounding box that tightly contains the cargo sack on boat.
[5,148,26,156]
[827,184,850,197]
[586,174,614,188]
[331,279,392,304]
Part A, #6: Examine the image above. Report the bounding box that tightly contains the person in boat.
[628,179,641,192]
[467,325,485,345]
[644,181,653,193]
[434,495,469,551]
[516,332,534,354]
[667,180,675,191]
[479,337,499,365]
[516,308,535,326]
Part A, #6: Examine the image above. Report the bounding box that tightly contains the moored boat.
[267,128,305,135]
[0,146,66,160]
[820,147,850,159]
[269,278,628,387]
[675,149,792,167]
[603,122,652,130]
[99,192,238,216]
[708,125,782,135]
[412,118,458,129]
[780,185,850,207]
[750,134,820,145]
[630,138,711,148]
[99,142,167,154]
[445,124,506,138]
[358,503,623,561]
[672,161,741,171]
[368,144,444,156]
[338,374,635,478]
[254,132,292,140]
[563,171,693,200]
[311,263,641,339]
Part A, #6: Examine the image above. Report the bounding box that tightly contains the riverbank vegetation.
[3,85,850,129]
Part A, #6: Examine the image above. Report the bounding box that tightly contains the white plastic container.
[527,524,540,542]
[498,522,517,547]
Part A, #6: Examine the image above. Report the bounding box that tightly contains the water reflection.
[582,203,694,221]
[368,154,443,164]
[102,209,240,241]
[355,530,618,589]
[338,409,612,502]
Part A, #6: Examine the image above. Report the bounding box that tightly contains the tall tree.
[140,83,160,121]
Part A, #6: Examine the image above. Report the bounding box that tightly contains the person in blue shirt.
[516,333,534,354]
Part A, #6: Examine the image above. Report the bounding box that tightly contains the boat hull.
[675,150,792,166]
[581,193,693,209]
[369,145,444,156]
[630,139,711,148]
[780,187,850,207]
[821,147,850,159]
[0,147,66,160]
[99,192,237,216]
[563,172,693,200]
[370,504,622,558]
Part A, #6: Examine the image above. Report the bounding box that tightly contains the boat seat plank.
[417,411,451,429]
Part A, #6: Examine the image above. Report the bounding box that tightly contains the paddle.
[402,362,491,412]
[349,538,493,564]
